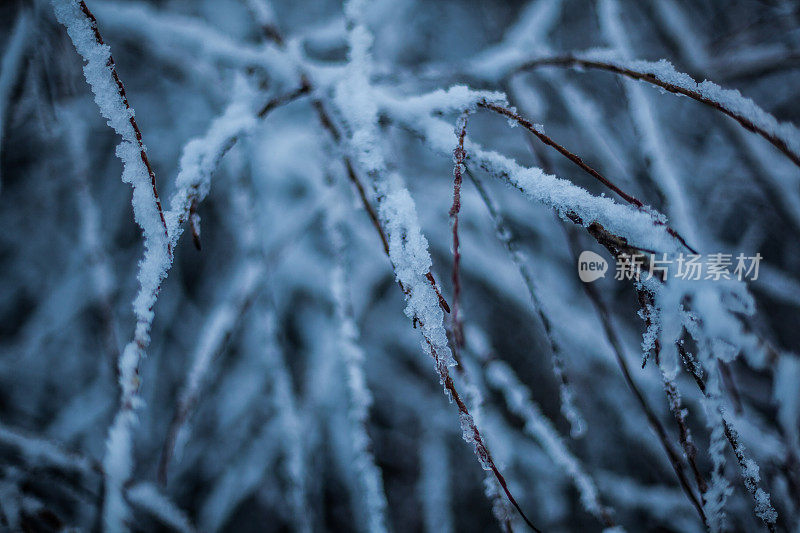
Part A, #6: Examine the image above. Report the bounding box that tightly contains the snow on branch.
[328,203,389,533]
[508,50,800,169]
[334,3,539,529]
[9,1,800,531]
[89,0,296,82]
[126,483,196,533]
[380,93,682,254]
[486,360,613,526]
[0,423,97,476]
[52,0,169,259]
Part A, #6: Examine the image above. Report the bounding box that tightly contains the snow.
[704,424,733,533]
[167,79,259,240]
[0,423,94,474]
[103,409,135,530]
[90,1,295,83]
[381,98,682,253]
[651,0,710,70]
[396,85,508,116]
[598,0,700,250]
[52,2,172,527]
[127,483,195,533]
[574,44,800,165]
[329,198,389,533]
[469,0,563,81]
[51,0,170,296]
[335,2,456,376]
[7,0,799,531]
[379,186,455,369]
[487,360,609,522]
[419,429,455,533]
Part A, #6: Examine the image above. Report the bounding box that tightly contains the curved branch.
[478,101,698,254]
[77,1,170,251]
[512,55,800,169]
[481,102,641,206]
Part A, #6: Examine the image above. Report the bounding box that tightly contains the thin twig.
[479,102,642,207]
[566,230,708,526]
[78,1,170,253]
[637,290,708,504]
[478,101,698,254]
[468,169,586,437]
[312,98,450,314]
[512,55,800,169]
[422,331,542,532]
[678,344,778,533]
[448,136,529,528]
[449,113,469,349]
[484,102,707,523]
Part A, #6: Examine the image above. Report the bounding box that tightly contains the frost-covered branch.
[6,0,799,530]
[509,51,800,169]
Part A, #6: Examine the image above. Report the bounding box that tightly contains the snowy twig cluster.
[1,0,799,531]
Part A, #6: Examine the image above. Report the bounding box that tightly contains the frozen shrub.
[0,0,798,531]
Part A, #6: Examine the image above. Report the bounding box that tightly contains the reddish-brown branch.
[449,114,469,349]
[444,165,545,526]
[254,15,536,529]
[480,102,642,207]
[563,222,709,528]
[512,55,800,169]
[78,1,170,254]
[426,272,451,314]
[479,101,698,254]
[422,333,541,532]
[503,116,707,522]
[639,288,708,500]
[312,99,450,314]
[677,344,778,533]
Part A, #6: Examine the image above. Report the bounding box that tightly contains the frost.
[328,198,389,533]
[487,360,610,522]
[419,429,455,533]
[90,1,295,83]
[127,483,195,533]
[4,0,798,531]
